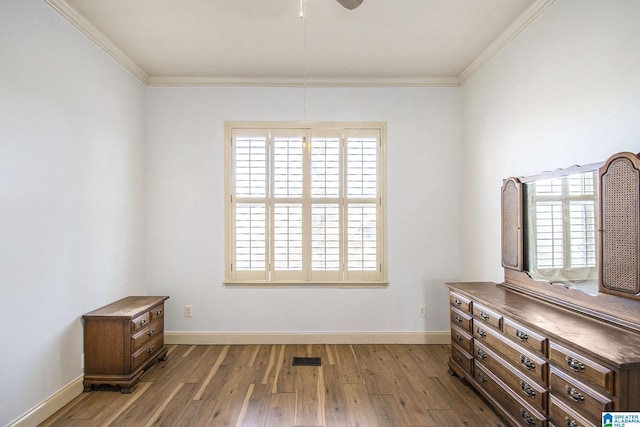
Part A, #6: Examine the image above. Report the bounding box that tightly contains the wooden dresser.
[447,282,640,427]
[83,296,169,393]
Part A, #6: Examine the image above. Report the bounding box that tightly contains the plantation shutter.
[527,171,596,281]
[226,123,386,285]
[309,129,342,282]
[271,129,305,282]
[344,129,382,282]
[230,129,269,281]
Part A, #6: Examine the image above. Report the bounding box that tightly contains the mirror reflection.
[523,169,598,295]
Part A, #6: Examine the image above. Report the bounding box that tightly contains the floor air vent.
[292,357,321,366]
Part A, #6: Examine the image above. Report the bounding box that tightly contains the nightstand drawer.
[131,312,150,333]
[131,336,164,372]
[150,303,165,322]
[131,322,164,353]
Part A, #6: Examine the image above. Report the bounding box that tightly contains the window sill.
[223,281,389,288]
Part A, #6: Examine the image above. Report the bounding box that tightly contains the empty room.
[2,0,640,426]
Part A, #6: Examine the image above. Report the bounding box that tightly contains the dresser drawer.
[503,318,547,356]
[451,325,473,354]
[450,306,473,332]
[131,336,164,372]
[449,292,472,313]
[549,342,613,394]
[549,366,612,424]
[451,343,473,377]
[131,321,164,353]
[473,303,503,330]
[475,363,547,427]
[131,312,150,333]
[549,395,597,427]
[475,341,547,414]
[474,324,548,384]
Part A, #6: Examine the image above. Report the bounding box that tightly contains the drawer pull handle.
[454,315,463,323]
[454,353,463,363]
[564,416,578,427]
[477,349,487,360]
[155,309,163,316]
[138,319,147,326]
[520,355,536,371]
[147,345,155,354]
[520,380,536,398]
[564,385,585,403]
[516,330,529,342]
[454,298,462,306]
[477,371,488,383]
[455,333,464,342]
[565,356,585,372]
[480,311,490,321]
[476,327,487,338]
[519,408,536,426]
[147,328,155,337]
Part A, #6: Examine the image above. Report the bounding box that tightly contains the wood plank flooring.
[40,344,506,427]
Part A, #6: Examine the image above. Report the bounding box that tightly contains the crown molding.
[44,0,149,84]
[147,75,460,88]
[458,0,555,86]
[45,0,553,88]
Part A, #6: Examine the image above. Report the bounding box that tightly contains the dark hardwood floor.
[40,344,506,426]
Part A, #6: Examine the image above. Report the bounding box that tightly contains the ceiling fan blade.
[336,0,364,10]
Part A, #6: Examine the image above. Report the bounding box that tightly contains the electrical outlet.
[185,305,193,317]
[418,305,426,317]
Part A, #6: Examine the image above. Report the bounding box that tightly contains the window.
[225,122,387,285]
[526,170,597,283]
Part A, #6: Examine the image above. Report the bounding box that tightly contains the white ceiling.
[45,0,552,86]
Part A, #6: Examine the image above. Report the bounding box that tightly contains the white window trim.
[224,121,388,286]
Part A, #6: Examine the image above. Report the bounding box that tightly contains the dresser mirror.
[502,151,640,332]
[521,164,601,295]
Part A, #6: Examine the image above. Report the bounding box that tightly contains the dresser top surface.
[83,296,169,319]
[447,282,640,367]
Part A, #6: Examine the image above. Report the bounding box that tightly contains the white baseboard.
[165,331,450,345]
[8,375,84,427]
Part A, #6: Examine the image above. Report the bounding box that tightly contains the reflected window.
[525,171,597,293]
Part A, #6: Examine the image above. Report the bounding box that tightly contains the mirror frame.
[501,152,640,332]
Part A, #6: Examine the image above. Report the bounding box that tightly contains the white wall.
[460,0,640,282]
[145,86,461,336]
[0,1,147,425]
